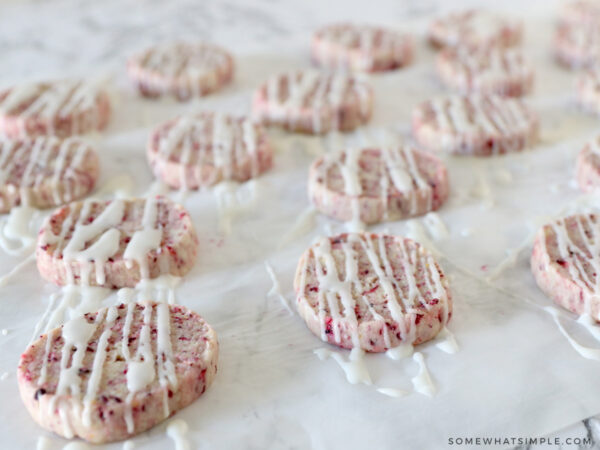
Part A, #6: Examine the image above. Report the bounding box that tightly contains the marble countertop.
[1,0,599,448]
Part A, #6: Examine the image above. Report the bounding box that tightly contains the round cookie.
[251,71,373,134]
[411,94,539,156]
[531,213,600,321]
[554,24,600,69]
[36,196,198,288]
[0,79,110,139]
[0,136,99,213]
[127,42,234,101]
[576,136,600,192]
[294,233,452,352]
[436,47,534,97]
[559,0,600,28]
[311,23,413,72]
[147,112,273,190]
[577,67,600,114]
[308,146,449,225]
[428,10,522,50]
[18,301,218,443]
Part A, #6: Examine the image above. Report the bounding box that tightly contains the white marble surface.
[1,0,600,448]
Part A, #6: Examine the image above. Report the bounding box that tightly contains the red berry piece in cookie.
[294,233,452,352]
[18,301,218,443]
[36,197,198,288]
[308,146,449,225]
[147,112,273,190]
[252,71,373,134]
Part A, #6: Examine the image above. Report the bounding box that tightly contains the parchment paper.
[1,5,600,449]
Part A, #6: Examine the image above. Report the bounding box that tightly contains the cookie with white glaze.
[127,42,234,101]
[531,214,600,321]
[411,94,539,156]
[294,233,452,352]
[18,301,218,443]
[0,136,98,213]
[252,71,373,134]
[147,112,273,190]
[311,23,413,72]
[0,79,110,139]
[36,197,198,288]
[308,146,449,225]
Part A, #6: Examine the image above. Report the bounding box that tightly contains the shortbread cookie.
[411,94,539,156]
[147,112,272,189]
[576,136,600,192]
[436,47,534,97]
[554,24,600,68]
[251,71,373,134]
[429,10,522,49]
[0,79,110,139]
[294,233,452,352]
[18,301,218,443]
[308,146,448,224]
[127,42,234,100]
[36,197,198,288]
[0,136,98,213]
[311,23,413,72]
[559,0,600,28]
[531,213,600,320]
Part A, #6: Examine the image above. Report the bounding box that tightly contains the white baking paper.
[1,2,600,449]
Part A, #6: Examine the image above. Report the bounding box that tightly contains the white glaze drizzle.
[39,197,168,286]
[213,179,261,234]
[35,300,180,438]
[0,79,105,135]
[137,42,228,97]
[302,233,450,395]
[61,199,125,285]
[0,251,35,286]
[36,436,53,450]
[486,231,535,281]
[135,274,181,305]
[440,10,512,46]
[411,352,436,397]
[313,347,372,385]
[317,143,433,228]
[427,95,533,155]
[166,418,191,450]
[435,327,459,354]
[386,343,414,360]
[82,306,117,427]
[0,206,39,256]
[123,196,162,278]
[32,284,111,346]
[339,146,364,231]
[376,387,409,398]
[156,113,262,191]
[446,47,531,95]
[544,306,600,360]
[49,313,99,438]
[156,302,178,418]
[277,206,317,249]
[263,71,366,133]
[264,261,294,314]
[63,442,91,450]
[125,302,156,432]
[317,24,409,71]
[541,215,600,315]
[422,212,449,241]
